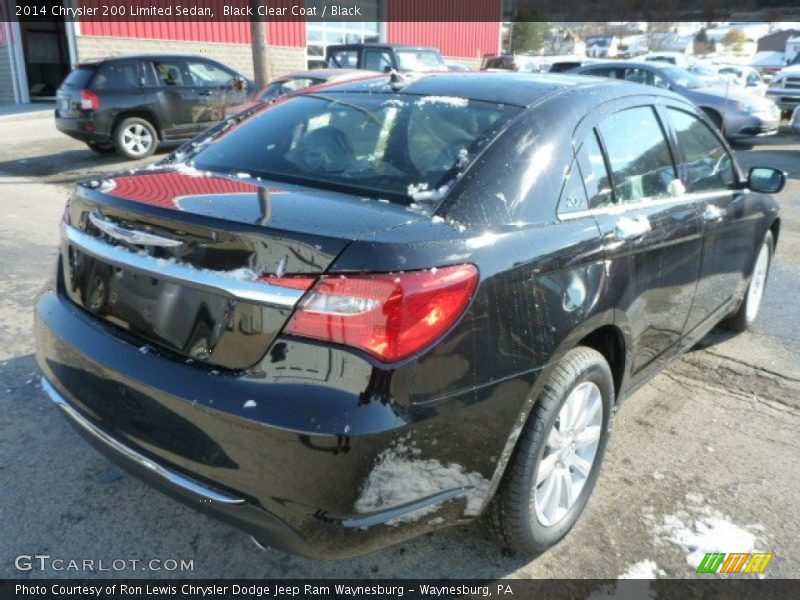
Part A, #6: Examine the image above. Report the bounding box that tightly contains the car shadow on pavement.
[1,353,535,579]
[0,145,176,186]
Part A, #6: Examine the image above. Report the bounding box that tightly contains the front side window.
[189,93,519,202]
[576,131,614,209]
[152,59,190,87]
[188,60,236,87]
[395,50,446,71]
[597,106,677,204]
[364,50,392,72]
[623,68,653,86]
[667,108,735,192]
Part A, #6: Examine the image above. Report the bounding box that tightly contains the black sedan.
[35,73,783,558]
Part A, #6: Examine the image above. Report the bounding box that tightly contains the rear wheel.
[113,117,158,160]
[723,231,773,333]
[491,347,613,555]
[86,141,115,154]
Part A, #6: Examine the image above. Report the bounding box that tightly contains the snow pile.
[618,560,665,579]
[650,495,763,569]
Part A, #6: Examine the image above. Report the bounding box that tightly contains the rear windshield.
[396,50,446,71]
[61,66,95,88]
[189,92,519,203]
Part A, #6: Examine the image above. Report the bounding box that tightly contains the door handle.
[197,90,213,96]
[703,205,725,222]
[614,216,651,241]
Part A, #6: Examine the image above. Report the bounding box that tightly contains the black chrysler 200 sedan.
[35,73,784,558]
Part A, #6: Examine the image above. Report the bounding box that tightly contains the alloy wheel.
[746,241,770,324]
[532,381,603,527]
[122,123,154,157]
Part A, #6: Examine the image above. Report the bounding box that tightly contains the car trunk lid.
[61,168,424,370]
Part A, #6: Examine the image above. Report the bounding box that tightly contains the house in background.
[0,0,502,106]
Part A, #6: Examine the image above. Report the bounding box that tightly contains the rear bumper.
[35,282,522,557]
[55,114,111,144]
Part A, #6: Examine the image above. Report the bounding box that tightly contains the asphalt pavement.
[1,113,799,579]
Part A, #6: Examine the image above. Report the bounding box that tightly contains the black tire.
[722,230,774,333]
[86,141,116,154]
[113,117,158,160]
[490,346,613,556]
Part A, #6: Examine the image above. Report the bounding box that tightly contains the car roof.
[308,71,672,108]
[326,43,438,51]
[573,60,671,70]
[78,53,228,65]
[284,69,365,80]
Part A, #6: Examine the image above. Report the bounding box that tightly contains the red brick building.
[1,0,502,105]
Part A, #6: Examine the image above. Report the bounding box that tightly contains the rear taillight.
[81,89,100,111]
[284,264,479,362]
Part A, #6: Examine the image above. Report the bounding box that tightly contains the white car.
[717,65,768,95]
[765,64,800,114]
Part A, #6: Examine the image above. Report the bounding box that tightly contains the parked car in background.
[37,72,782,559]
[717,65,768,95]
[256,70,367,103]
[325,43,446,72]
[55,54,255,159]
[643,51,694,69]
[447,62,470,71]
[766,64,800,116]
[226,70,370,116]
[569,61,780,140]
[547,58,602,73]
[481,54,543,72]
[792,107,800,134]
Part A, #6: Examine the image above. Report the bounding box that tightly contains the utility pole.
[250,0,271,88]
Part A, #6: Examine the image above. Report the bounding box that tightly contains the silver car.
[570,61,781,140]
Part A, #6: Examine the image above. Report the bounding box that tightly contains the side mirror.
[231,76,246,91]
[748,167,786,194]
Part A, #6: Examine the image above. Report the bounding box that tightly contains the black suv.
[55,54,255,160]
[325,43,446,72]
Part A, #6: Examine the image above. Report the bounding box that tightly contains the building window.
[305,1,381,69]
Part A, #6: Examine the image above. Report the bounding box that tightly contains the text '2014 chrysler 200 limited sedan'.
[35,73,784,559]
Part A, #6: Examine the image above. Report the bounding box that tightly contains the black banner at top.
[5,0,800,22]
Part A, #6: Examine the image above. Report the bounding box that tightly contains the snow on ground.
[618,560,666,579]
[647,493,764,569]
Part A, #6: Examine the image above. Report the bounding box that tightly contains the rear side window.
[597,106,676,204]
[61,67,95,88]
[90,61,140,90]
[667,108,735,192]
[585,67,619,79]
